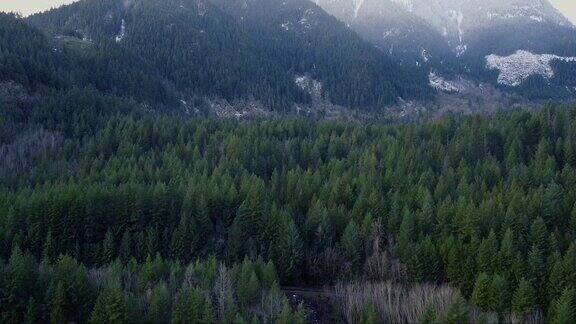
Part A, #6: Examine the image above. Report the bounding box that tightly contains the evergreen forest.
[2,105,576,322]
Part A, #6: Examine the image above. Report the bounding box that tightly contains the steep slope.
[214,0,433,107]
[0,11,176,106]
[313,0,458,71]
[0,12,160,142]
[314,0,576,100]
[28,0,432,111]
[0,12,62,91]
[367,0,573,55]
[315,0,575,57]
[27,0,308,111]
[0,11,177,105]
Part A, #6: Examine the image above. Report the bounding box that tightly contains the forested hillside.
[313,0,459,72]
[0,12,176,106]
[313,0,576,102]
[26,0,431,111]
[2,0,576,323]
[2,105,576,322]
[463,22,576,100]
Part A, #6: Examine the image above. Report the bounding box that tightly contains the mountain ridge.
[25,0,432,113]
[1,0,575,122]
[313,0,576,100]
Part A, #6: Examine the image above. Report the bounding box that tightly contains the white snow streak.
[353,0,365,19]
[115,19,126,43]
[429,72,460,92]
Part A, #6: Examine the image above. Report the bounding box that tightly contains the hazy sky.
[551,0,576,23]
[1,0,575,23]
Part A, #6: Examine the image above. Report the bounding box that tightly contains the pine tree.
[360,302,378,324]
[50,282,67,324]
[172,287,204,323]
[499,228,515,277]
[530,218,548,253]
[512,279,537,317]
[570,204,576,239]
[490,274,510,314]
[548,256,566,306]
[419,236,441,282]
[89,280,126,324]
[23,298,37,324]
[472,273,492,311]
[146,227,159,258]
[44,255,93,323]
[269,208,303,281]
[527,245,546,307]
[261,261,279,290]
[170,212,194,262]
[4,246,38,322]
[398,212,415,258]
[43,231,57,262]
[342,219,362,270]
[236,261,260,307]
[228,193,264,260]
[101,230,116,265]
[119,231,132,263]
[201,297,215,323]
[477,230,498,275]
[194,195,212,244]
[262,282,284,322]
[420,304,437,324]
[564,243,576,288]
[547,288,575,324]
[276,300,293,324]
[293,302,308,324]
[445,296,469,324]
[147,282,171,323]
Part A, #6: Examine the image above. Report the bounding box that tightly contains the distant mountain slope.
[0,11,176,106]
[28,0,433,111]
[375,0,574,55]
[214,0,433,107]
[314,0,576,100]
[0,12,153,140]
[0,12,62,91]
[313,0,458,71]
[27,0,308,111]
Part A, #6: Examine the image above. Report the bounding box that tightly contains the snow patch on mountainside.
[383,29,402,39]
[392,0,414,12]
[295,75,323,100]
[447,10,464,43]
[299,9,315,29]
[530,15,543,22]
[115,19,126,42]
[456,44,467,57]
[486,50,576,87]
[421,48,430,63]
[353,0,365,19]
[197,0,207,16]
[429,72,461,93]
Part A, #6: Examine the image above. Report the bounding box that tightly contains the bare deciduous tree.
[335,281,460,323]
[214,263,234,321]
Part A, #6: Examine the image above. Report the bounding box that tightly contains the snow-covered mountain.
[4,0,575,118]
[313,0,457,69]
[382,0,572,54]
[314,0,576,99]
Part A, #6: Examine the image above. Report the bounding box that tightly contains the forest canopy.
[2,106,576,322]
